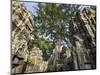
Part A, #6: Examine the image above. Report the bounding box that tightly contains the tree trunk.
[53,33,61,71]
[71,50,80,70]
[67,38,80,70]
[56,38,61,59]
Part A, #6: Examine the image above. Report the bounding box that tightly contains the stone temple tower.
[12,0,34,73]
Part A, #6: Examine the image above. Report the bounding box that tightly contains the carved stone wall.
[69,7,96,70]
[12,1,48,74]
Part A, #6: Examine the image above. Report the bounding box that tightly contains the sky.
[20,2,38,16]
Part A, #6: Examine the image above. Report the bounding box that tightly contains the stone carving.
[12,1,48,74]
